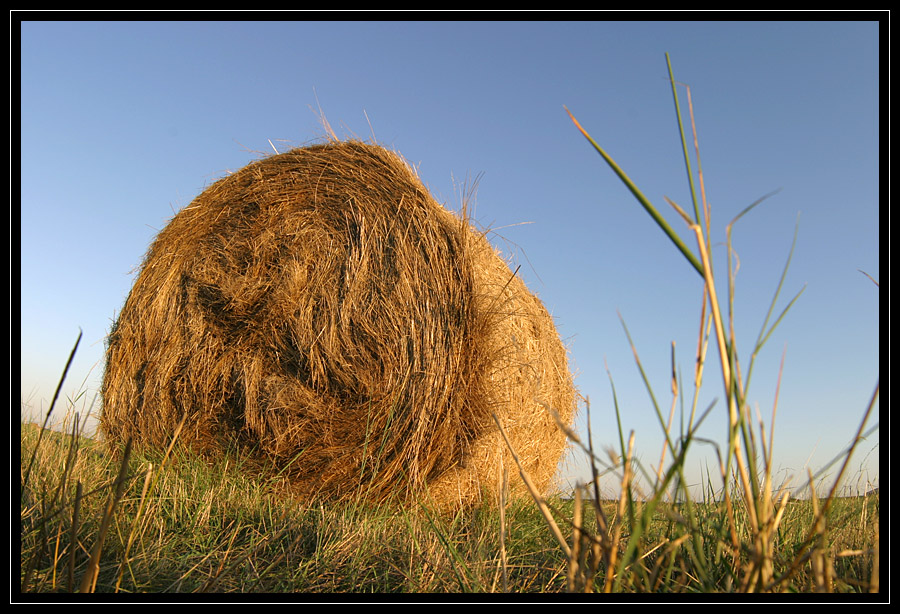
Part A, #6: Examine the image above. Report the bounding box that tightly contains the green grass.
[18,54,879,595]
[19,420,573,593]
[18,417,879,594]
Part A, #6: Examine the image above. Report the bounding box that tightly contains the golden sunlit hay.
[100,140,575,509]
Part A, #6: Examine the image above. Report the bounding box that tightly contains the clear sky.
[17,18,881,499]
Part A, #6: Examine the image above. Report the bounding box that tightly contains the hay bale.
[101,140,575,508]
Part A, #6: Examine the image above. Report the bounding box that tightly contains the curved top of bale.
[101,140,575,508]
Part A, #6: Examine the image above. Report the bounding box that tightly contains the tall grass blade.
[565,107,704,277]
[617,312,678,478]
[22,330,82,493]
[78,438,133,593]
[666,52,701,225]
[67,481,83,593]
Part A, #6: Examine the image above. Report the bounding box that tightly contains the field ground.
[19,420,880,595]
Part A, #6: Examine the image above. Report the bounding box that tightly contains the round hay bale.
[101,140,575,509]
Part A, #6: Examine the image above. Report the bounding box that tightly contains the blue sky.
[18,18,881,498]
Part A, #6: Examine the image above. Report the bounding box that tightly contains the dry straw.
[101,140,575,509]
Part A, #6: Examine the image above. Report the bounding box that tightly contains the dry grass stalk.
[869,520,879,593]
[603,432,635,592]
[492,413,571,558]
[498,464,509,593]
[78,438,133,593]
[567,485,583,592]
[101,139,575,510]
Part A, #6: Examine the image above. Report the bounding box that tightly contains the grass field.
[17,420,880,594]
